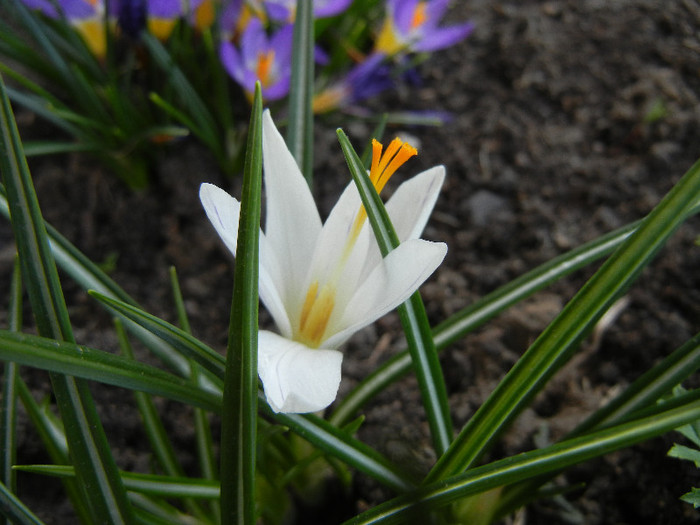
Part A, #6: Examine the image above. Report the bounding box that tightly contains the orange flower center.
[256,50,275,87]
[411,2,428,29]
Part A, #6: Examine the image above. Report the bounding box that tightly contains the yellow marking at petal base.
[193,0,215,30]
[411,2,428,29]
[237,5,268,36]
[298,281,336,347]
[256,50,275,88]
[148,19,177,41]
[312,87,345,114]
[349,137,417,241]
[374,18,403,55]
[74,19,106,58]
[299,281,319,332]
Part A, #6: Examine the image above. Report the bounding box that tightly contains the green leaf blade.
[0,72,135,523]
[336,129,453,456]
[286,0,314,185]
[344,396,700,525]
[220,82,263,525]
[427,157,700,482]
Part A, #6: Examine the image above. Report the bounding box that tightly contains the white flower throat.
[295,138,418,348]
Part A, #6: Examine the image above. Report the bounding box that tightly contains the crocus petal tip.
[259,331,343,414]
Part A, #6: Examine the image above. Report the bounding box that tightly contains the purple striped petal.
[393,0,419,36]
[413,21,474,52]
[147,0,182,18]
[315,0,352,18]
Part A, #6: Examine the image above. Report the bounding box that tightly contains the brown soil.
[2,1,700,524]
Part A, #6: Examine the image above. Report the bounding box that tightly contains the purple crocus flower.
[313,53,393,113]
[264,0,353,22]
[21,0,99,19]
[219,17,294,101]
[112,0,186,39]
[143,0,185,38]
[375,0,474,55]
[21,0,110,56]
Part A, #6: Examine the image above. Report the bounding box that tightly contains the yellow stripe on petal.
[73,18,107,58]
[148,18,177,40]
[193,0,215,31]
[374,17,404,55]
[297,281,336,348]
[312,88,345,114]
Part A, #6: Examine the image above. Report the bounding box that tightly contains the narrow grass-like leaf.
[169,267,192,333]
[9,2,73,90]
[15,378,92,523]
[427,158,700,482]
[337,129,453,456]
[0,481,45,525]
[170,267,220,518]
[0,18,59,81]
[149,93,208,146]
[129,493,200,525]
[1,258,21,525]
[142,34,222,158]
[329,220,640,426]
[582,331,700,429]
[89,290,226,381]
[331,198,700,426]
[220,83,262,525]
[118,321,186,474]
[0,330,221,412]
[286,0,314,185]
[4,337,409,495]
[4,88,82,136]
[0,73,135,522]
[344,395,700,525]
[15,466,220,500]
[497,329,700,516]
[115,319,205,506]
[267,405,416,493]
[21,141,101,156]
[5,185,202,380]
[0,296,22,488]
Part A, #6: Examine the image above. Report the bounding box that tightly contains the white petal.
[200,183,241,256]
[359,166,446,278]
[323,239,447,348]
[258,330,343,414]
[385,165,445,242]
[200,183,293,338]
[262,110,322,303]
[258,235,294,338]
[302,181,371,311]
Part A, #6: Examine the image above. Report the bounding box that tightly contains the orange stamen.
[256,50,275,87]
[373,140,418,194]
[350,137,417,240]
[370,139,383,180]
[411,2,428,29]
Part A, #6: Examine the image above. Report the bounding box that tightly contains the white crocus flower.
[200,110,447,414]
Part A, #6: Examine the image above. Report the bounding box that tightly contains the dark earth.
[2,1,700,523]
